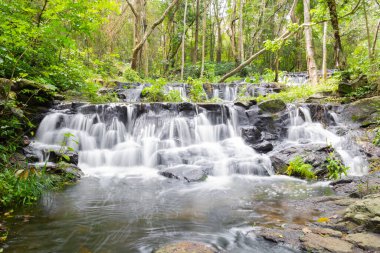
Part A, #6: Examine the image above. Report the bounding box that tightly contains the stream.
[4,99,368,252]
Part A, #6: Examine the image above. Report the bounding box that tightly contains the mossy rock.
[0,78,13,99]
[156,242,215,253]
[343,96,380,127]
[258,99,286,113]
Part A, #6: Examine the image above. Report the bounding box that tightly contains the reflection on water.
[5,175,332,253]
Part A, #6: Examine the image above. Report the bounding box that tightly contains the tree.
[303,0,318,85]
[326,0,346,70]
[322,21,328,80]
[181,0,188,80]
[200,0,208,77]
[126,0,179,72]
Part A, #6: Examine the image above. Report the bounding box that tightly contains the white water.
[34,104,272,178]
[287,104,368,175]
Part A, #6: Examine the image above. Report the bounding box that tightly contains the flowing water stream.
[4,102,367,252]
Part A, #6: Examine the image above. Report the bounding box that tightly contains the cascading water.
[33,103,272,178]
[8,102,369,252]
[287,104,368,175]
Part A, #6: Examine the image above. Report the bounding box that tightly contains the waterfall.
[33,103,272,178]
[287,104,368,175]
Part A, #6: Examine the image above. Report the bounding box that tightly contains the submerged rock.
[155,241,215,253]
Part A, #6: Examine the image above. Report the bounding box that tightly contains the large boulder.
[269,143,338,177]
[258,99,286,113]
[342,96,380,127]
[343,193,380,233]
[11,79,57,106]
[29,162,83,181]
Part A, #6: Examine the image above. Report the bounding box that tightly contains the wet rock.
[234,100,256,109]
[300,232,354,253]
[47,150,79,165]
[305,103,336,125]
[251,141,273,153]
[258,99,286,113]
[155,241,215,253]
[343,193,380,233]
[303,226,343,238]
[357,141,380,158]
[345,232,380,251]
[331,173,380,197]
[159,165,208,182]
[30,162,83,181]
[23,136,31,146]
[342,96,380,127]
[269,143,336,177]
[254,226,303,249]
[11,79,56,106]
[22,145,41,163]
[241,126,261,144]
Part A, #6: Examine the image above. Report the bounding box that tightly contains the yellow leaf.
[317,217,330,223]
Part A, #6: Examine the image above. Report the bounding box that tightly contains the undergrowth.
[286,156,316,180]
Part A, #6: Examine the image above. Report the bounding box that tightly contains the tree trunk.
[200,0,207,77]
[214,0,222,63]
[238,0,244,62]
[326,0,346,70]
[322,21,328,80]
[181,0,188,80]
[303,0,318,85]
[209,6,214,62]
[363,0,372,62]
[218,30,295,82]
[128,0,179,71]
[192,0,200,64]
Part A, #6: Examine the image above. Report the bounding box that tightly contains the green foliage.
[0,169,56,207]
[250,77,339,103]
[373,128,380,147]
[187,78,207,102]
[123,66,142,83]
[286,156,316,180]
[141,78,167,102]
[326,152,349,180]
[346,85,376,99]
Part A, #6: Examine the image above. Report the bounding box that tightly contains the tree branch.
[126,0,138,18]
[131,0,179,69]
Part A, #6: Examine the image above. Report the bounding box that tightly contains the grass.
[239,78,340,103]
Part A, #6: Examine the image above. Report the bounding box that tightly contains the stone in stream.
[342,96,380,127]
[343,193,380,233]
[300,232,354,253]
[155,241,215,253]
[258,99,286,113]
[345,233,380,251]
[159,165,209,182]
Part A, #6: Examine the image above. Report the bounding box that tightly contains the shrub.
[123,66,142,82]
[326,152,349,180]
[286,156,316,180]
[141,78,167,102]
[187,78,207,102]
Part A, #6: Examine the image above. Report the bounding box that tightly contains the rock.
[12,79,56,106]
[23,136,31,146]
[343,193,380,232]
[269,143,336,177]
[300,233,354,253]
[155,241,215,253]
[47,150,79,165]
[331,173,380,197]
[0,78,13,99]
[241,126,261,144]
[251,141,273,153]
[357,141,380,158]
[30,162,83,181]
[338,75,370,95]
[304,226,343,238]
[159,165,208,182]
[342,96,380,127]
[345,233,380,251]
[234,100,256,109]
[258,99,286,113]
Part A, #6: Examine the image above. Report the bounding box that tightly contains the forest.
[0,0,380,252]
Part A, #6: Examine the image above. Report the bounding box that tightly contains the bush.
[286,156,316,180]
[187,78,207,102]
[123,66,142,82]
[141,78,167,102]
[326,152,349,180]
[0,169,56,207]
